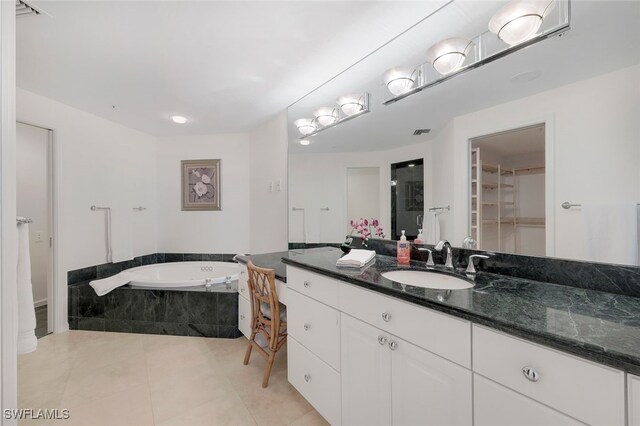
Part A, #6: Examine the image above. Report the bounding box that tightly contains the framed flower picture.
[181,159,221,211]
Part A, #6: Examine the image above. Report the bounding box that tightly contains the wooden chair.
[243,261,287,388]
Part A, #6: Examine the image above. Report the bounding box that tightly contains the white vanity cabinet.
[285,265,629,426]
[630,374,640,426]
[341,313,472,426]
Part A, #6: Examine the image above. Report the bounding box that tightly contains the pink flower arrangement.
[349,218,385,246]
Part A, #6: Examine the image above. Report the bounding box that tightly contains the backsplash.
[350,237,640,298]
[67,253,238,285]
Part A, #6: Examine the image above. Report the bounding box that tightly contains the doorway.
[469,124,546,256]
[391,158,424,240]
[16,122,54,337]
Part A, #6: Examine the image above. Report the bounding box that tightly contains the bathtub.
[126,261,240,289]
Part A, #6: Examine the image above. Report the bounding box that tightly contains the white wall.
[249,112,289,254]
[289,140,431,244]
[448,64,640,263]
[156,133,251,254]
[1,0,18,418]
[16,123,49,306]
[17,88,158,331]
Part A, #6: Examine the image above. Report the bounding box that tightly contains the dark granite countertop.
[235,252,290,282]
[281,247,640,375]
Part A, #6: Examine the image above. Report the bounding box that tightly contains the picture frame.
[181,159,221,211]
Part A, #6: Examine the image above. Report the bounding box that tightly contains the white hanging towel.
[425,211,441,244]
[111,208,133,263]
[17,218,37,354]
[583,203,638,265]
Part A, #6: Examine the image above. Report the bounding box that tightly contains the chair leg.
[262,351,276,388]
[243,332,256,365]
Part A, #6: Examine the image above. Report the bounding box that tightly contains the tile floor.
[18,331,328,426]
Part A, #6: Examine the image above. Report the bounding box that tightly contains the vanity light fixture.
[383,0,569,105]
[489,0,554,46]
[170,115,188,124]
[383,67,421,96]
[294,118,317,136]
[336,94,367,116]
[299,139,311,146]
[295,93,370,139]
[313,107,340,127]
[426,38,474,75]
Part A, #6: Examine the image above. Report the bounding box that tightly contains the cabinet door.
[391,336,472,426]
[630,374,640,426]
[340,314,392,426]
[474,374,583,426]
[237,295,251,338]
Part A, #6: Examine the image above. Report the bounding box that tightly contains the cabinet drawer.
[238,275,249,299]
[238,266,287,305]
[287,289,341,371]
[238,295,251,338]
[275,279,287,305]
[238,263,248,283]
[473,325,625,426]
[339,283,471,368]
[288,337,341,426]
[474,374,583,426]
[287,266,339,308]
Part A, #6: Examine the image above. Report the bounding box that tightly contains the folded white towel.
[90,272,133,296]
[336,249,376,268]
[17,219,37,354]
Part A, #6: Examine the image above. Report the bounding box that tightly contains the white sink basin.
[381,270,473,290]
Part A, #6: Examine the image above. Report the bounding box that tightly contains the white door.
[391,335,472,426]
[474,374,582,426]
[340,313,392,426]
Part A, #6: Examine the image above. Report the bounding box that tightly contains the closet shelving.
[472,148,547,251]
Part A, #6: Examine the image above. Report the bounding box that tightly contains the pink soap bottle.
[397,230,411,265]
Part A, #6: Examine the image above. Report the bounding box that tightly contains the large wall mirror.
[287,0,640,266]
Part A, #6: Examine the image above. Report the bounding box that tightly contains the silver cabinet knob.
[240,287,246,293]
[303,281,311,288]
[303,323,311,331]
[388,341,398,351]
[304,374,311,382]
[378,335,388,345]
[522,366,540,382]
[382,312,391,322]
[240,314,245,320]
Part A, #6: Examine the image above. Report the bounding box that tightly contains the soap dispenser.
[414,229,424,244]
[397,230,411,265]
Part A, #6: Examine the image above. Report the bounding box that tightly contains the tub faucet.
[434,240,454,269]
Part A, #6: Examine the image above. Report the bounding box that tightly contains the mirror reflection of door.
[470,124,545,256]
[347,167,380,236]
[391,159,424,240]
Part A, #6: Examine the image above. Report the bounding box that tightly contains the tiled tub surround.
[67,252,242,338]
[282,247,640,375]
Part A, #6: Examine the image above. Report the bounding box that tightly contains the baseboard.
[34,299,47,308]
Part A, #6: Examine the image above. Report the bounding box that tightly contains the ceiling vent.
[16,0,45,18]
[413,129,431,136]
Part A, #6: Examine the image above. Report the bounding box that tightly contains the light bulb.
[294,118,317,136]
[426,38,473,75]
[489,0,553,46]
[170,115,188,124]
[383,67,420,96]
[313,107,340,127]
[336,94,366,116]
[299,139,310,146]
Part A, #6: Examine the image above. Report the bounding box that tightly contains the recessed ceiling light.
[300,139,311,146]
[511,71,542,84]
[170,115,188,124]
[408,163,416,168]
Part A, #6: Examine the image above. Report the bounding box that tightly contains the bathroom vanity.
[238,248,640,426]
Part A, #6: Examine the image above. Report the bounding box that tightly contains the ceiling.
[288,0,640,154]
[16,1,448,136]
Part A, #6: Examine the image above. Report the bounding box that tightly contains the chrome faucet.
[415,247,435,267]
[466,254,489,274]
[434,240,454,269]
